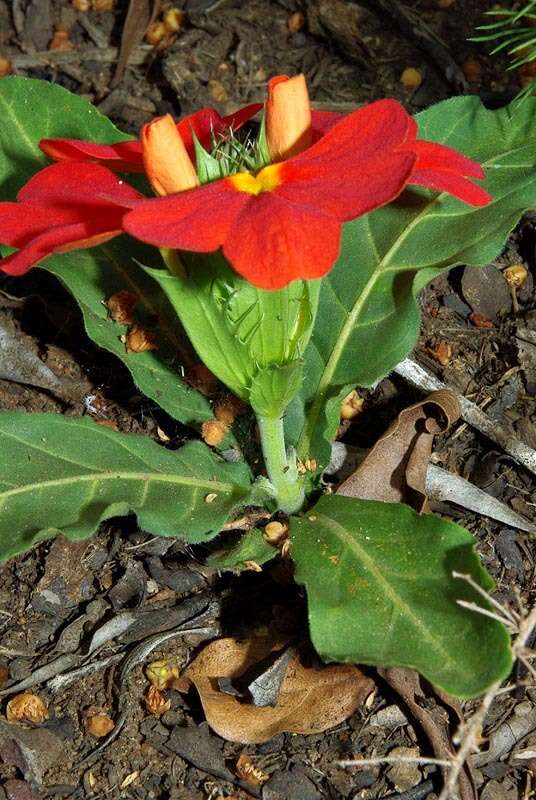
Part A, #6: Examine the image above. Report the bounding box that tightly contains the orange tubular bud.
[265,74,312,162]
[141,114,199,196]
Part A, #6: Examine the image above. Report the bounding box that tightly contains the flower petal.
[39,138,144,172]
[40,104,262,172]
[311,109,344,139]
[411,140,486,179]
[0,223,120,275]
[296,99,414,167]
[142,114,199,196]
[224,194,341,290]
[266,74,312,161]
[409,168,492,206]
[177,104,263,153]
[0,162,141,275]
[277,151,416,221]
[123,180,250,252]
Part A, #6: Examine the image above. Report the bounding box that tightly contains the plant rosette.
[0,72,533,699]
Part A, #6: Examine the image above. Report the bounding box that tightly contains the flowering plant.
[0,73,534,698]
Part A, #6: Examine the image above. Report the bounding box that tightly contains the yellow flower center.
[228,163,282,195]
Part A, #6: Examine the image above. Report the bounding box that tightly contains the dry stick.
[338,756,452,768]
[437,601,536,800]
[394,358,536,479]
[8,45,153,70]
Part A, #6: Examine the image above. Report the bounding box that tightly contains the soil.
[0,1,534,799]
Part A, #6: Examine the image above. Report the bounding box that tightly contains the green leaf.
[290,95,536,466]
[208,529,277,572]
[0,77,214,430]
[0,412,254,560]
[43,241,216,430]
[291,495,512,698]
[0,76,133,194]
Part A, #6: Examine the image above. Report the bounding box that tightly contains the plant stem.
[257,413,305,515]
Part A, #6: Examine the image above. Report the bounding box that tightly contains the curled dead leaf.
[125,325,158,353]
[337,390,460,512]
[105,290,138,325]
[179,637,374,743]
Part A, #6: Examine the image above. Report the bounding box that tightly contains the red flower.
[39,104,262,172]
[123,95,491,290]
[0,162,141,275]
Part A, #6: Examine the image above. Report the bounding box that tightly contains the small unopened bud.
[214,402,236,427]
[105,290,138,325]
[202,419,228,446]
[83,707,115,738]
[504,263,528,288]
[145,685,171,716]
[263,521,289,546]
[125,325,158,353]
[185,364,218,395]
[6,692,48,724]
[146,659,179,690]
[163,7,184,33]
[340,390,364,420]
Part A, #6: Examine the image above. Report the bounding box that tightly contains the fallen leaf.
[337,389,460,512]
[180,637,373,743]
[112,0,160,86]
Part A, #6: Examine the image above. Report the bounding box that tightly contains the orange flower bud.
[141,114,199,196]
[265,74,312,162]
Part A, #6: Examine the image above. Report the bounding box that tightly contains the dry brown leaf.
[112,0,160,86]
[180,637,374,743]
[337,389,460,512]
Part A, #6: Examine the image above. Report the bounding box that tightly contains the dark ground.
[0,1,534,799]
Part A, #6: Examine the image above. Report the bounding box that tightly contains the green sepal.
[250,361,303,417]
[208,528,277,572]
[146,253,320,404]
[193,133,222,184]
[256,114,271,168]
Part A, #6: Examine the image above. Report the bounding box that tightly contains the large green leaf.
[291,495,512,697]
[43,242,216,429]
[290,95,536,466]
[0,76,132,194]
[0,77,213,430]
[0,412,254,560]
